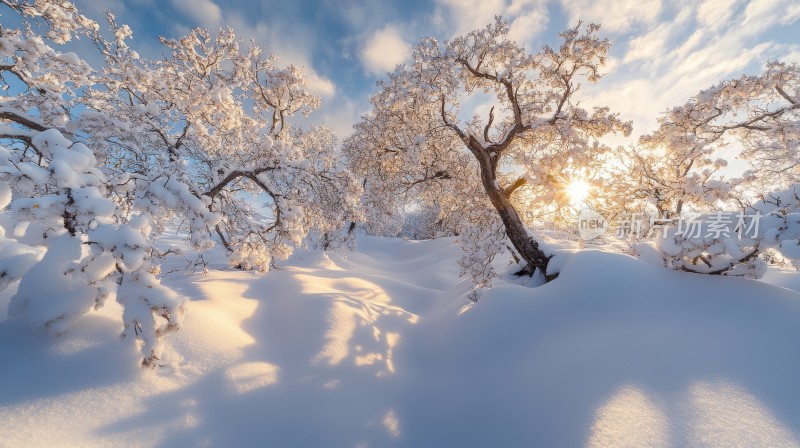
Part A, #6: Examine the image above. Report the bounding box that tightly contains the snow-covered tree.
[82,24,360,271]
[638,187,800,278]
[665,61,798,187]
[345,18,630,286]
[631,60,800,277]
[0,129,184,365]
[0,1,360,366]
[613,142,740,219]
[0,0,183,366]
[625,61,799,216]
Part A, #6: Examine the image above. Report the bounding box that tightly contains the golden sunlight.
[566,179,591,205]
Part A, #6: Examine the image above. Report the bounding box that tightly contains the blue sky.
[70,0,800,142]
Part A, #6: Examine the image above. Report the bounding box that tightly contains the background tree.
[623,61,799,217]
[614,141,741,220]
[345,18,630,286]
[629,61,800,276]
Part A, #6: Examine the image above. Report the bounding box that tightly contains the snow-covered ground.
[2,236,800,447]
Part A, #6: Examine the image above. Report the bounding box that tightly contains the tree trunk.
[473,149,551,278]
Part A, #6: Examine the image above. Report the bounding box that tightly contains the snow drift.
[1,236,800,447]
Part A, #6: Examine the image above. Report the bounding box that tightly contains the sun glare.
[566,180,591,205]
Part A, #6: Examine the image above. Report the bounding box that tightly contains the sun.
[566,179,591,205]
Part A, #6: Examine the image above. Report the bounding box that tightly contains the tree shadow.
[13,244,797,446]
[97,251,424,446]
[392,252,800,446]
[0,313,139,407]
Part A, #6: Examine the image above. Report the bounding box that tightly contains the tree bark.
[472,148,551,278]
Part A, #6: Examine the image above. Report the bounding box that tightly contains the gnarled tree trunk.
[472,147,551,278]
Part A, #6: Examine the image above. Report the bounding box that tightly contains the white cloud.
[780,44,800,64]
[624,8,692,63]
[697,0,741,30]
[741,0,800,34]
[559,0,663,33]
[624,24,672,63]
[360,26,412,76]
[435,0,506,35]
[508,9,550,46]
[575,0,800,142]
[589,35,780,137]
[434,0,548,43]
[305,70,337,98]
[169,0,222,29]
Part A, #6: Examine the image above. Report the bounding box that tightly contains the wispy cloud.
[559,0,662,33]
[583,0,800,139]
[433,0,549,46]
